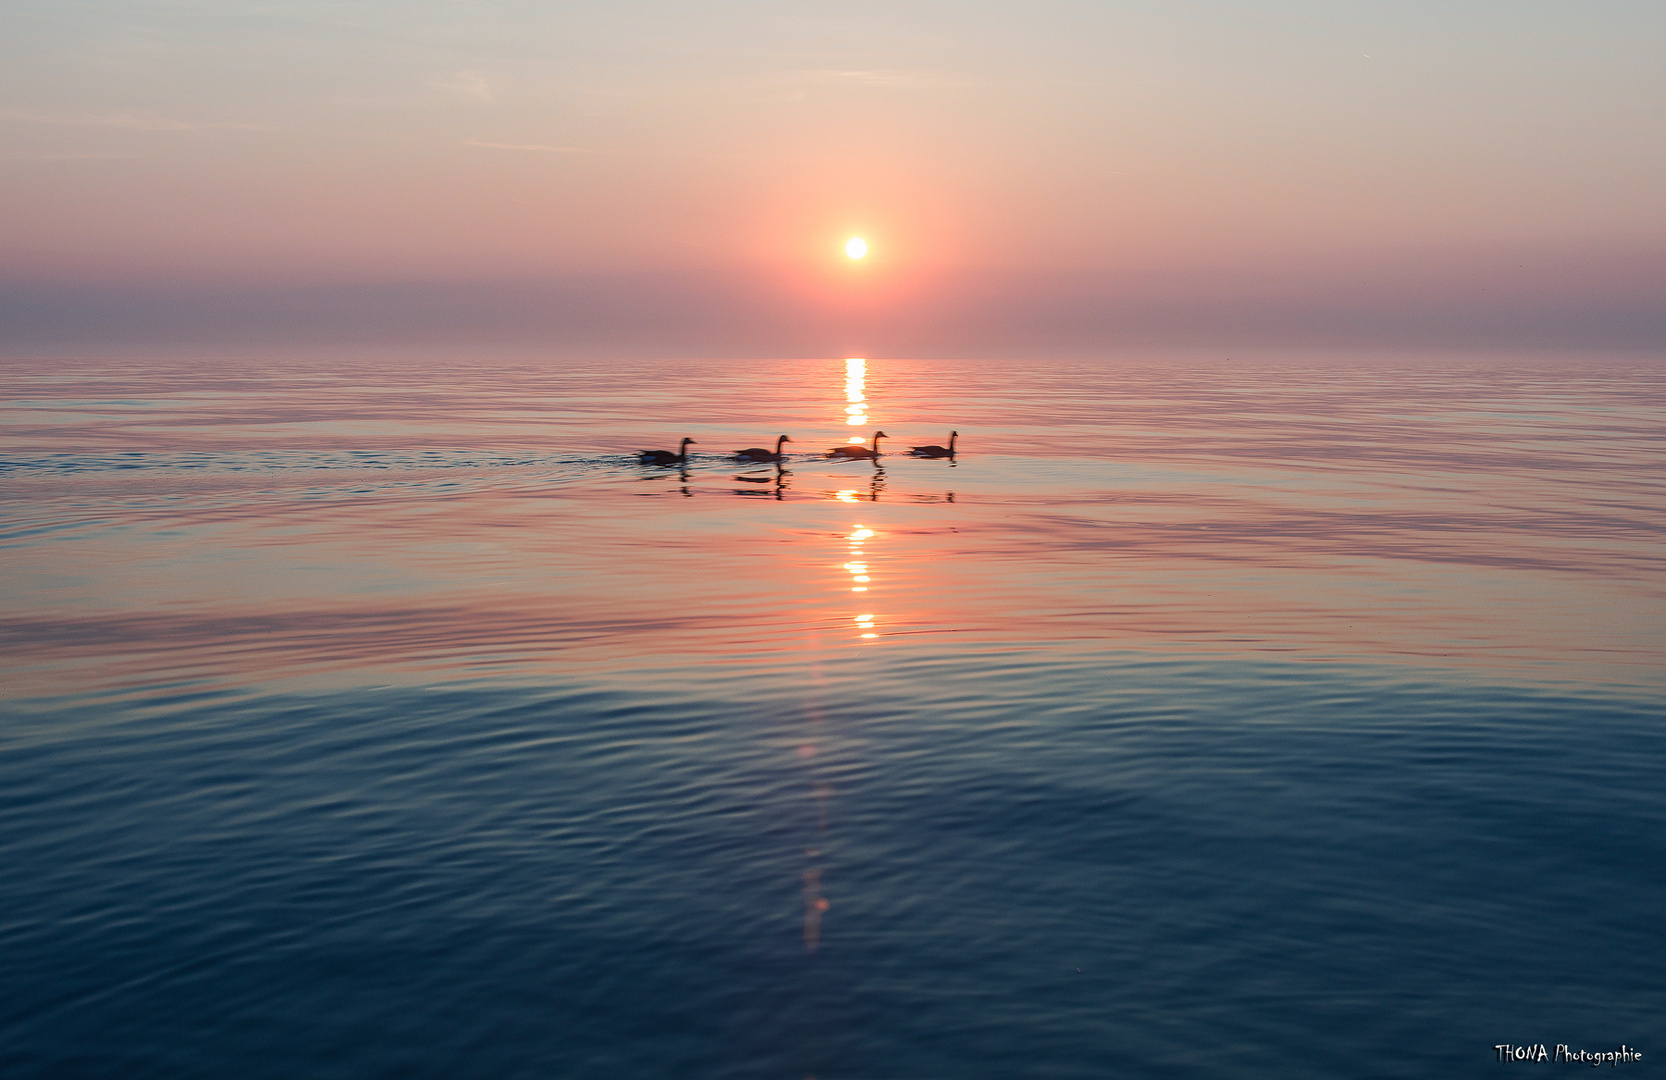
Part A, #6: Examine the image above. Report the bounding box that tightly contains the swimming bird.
[828,431,887,460]
[908,431,957,458]
[640,437,695,466]
[735,435,791,463]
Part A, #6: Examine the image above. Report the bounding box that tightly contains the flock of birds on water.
[639,430,957,467]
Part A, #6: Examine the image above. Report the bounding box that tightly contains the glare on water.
[844,357,868,430]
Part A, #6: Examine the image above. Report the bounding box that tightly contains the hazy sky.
[3,0,1663,353]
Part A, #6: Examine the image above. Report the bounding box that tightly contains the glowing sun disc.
[845,237,868,259]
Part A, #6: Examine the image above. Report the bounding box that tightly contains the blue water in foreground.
[2,355,1662,1077]
[5,658,1663,1079]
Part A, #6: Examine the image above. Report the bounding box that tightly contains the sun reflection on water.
[845,526,878,623]
[844,358,868,430]
[828,465,885,504]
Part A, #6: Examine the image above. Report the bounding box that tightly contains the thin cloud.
[432,70,494,103]
[826,69,963,88]
[463,139,594,153]
[1,109,271,131]
[729,68,967,99]
[726,67,963,103]
[5,152,133,161]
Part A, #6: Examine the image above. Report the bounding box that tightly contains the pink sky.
[2,1,1663,354]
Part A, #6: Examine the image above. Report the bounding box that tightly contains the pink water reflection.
[1,354,1662,702]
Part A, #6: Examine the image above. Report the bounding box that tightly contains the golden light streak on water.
[843,525,882,635]
[844,358,868,427]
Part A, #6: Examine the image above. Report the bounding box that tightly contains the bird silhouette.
[735,435,792,463]
[828,431,888,459]
[908,431,957,458]
[640,437,696,465]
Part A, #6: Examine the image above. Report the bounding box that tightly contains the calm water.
[2,354,1662,1078]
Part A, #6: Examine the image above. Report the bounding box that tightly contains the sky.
[2,0,1663,356]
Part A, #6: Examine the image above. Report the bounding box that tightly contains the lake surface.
[2,353,1662,1078]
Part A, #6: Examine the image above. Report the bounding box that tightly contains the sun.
[845,236,868,260]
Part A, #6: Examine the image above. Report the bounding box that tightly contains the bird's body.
[640,437,696,466]
[909,431,958,458]
[735,435,792,463]
[828,431,888,460]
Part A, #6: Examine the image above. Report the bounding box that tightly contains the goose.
[640,437,695,466]
[735,435,791,463]
[908,431,957,458]
[828,431,888,460]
